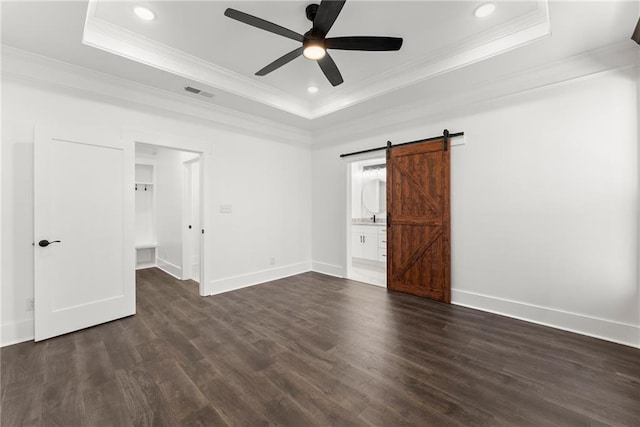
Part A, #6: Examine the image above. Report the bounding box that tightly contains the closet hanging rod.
[339,130,464,158]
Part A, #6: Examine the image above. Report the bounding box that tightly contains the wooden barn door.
[387,138,450,303]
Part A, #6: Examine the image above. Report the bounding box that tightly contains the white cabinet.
[352,231,365,258]
[352,225,382,261]
[362,230,378,260]
[378,227,387,262]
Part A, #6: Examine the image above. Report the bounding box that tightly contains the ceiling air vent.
[184,86,214,98]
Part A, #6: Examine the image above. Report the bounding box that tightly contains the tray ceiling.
[3,1,637,132]
[83,1,551,119]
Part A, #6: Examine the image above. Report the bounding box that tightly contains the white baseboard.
[1,318,34,347]
[311,261,345,278]
[208,261,312,296]
[452,289,640,349]
[156,257,182,280]
[135,262,157,271]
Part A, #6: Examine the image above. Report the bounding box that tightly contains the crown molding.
[83,0,311,118]
[0,45,313,146]
[311,40,640,146]
[3,38,635,149]
[310,0,551,118]
[83,0,550,120]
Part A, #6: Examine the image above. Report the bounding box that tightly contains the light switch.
[220,204,232,214]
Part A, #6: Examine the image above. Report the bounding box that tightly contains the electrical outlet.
[270,257,275,265]
[26,298,34,312]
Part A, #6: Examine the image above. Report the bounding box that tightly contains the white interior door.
[183,158,201,283]
[34,127,135,341]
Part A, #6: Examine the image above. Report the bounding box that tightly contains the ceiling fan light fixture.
[303,41,326,60]
[224,1,404,86]
[134,6,155,21]
[307,86,319,94]
[474,3,496,18]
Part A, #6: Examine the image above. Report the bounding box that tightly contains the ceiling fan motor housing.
[224,1,403,86]
[303,30,325,48]
[306,4,319,21]
[303,4,326,55]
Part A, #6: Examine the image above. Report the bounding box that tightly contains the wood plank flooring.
[2,268,639,426]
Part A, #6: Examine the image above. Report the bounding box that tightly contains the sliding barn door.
[34,127,135,341]
[387,139,451,303]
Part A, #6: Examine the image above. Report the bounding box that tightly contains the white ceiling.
[2,1,639,133]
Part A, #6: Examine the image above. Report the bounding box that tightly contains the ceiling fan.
[224,0,403,87]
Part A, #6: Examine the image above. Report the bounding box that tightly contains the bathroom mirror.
[362,179,386,214]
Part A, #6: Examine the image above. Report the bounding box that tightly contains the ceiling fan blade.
[313,0,346,38]
[632,18,640,44]
[255,47,304,76]
[325,36,403,51]
[224,8,304,42]
[317,53,344,86]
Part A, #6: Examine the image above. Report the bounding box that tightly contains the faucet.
[371,214,376,223]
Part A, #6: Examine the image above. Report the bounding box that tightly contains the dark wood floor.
[1,269,639,426]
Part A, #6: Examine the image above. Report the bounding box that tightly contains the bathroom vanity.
[352,223,386,262]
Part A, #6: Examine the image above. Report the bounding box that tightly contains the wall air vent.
[184,86,214,98]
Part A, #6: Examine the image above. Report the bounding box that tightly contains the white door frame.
[124,129,212,296]
[182,156,201,283]
[345,162,354,279]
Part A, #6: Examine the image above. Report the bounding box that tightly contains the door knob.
[39,240,61,247]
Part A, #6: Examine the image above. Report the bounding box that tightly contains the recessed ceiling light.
[134,6,155,21]
[307,86,319,94]
[474,3,496,18]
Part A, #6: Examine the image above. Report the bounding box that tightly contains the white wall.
[312,68,640,347]
[1,76,312,346]
[351,162,363,219]
[2,52,638,349]
[1,113,36,345]
[134,162,155,246]
[351,158,386,220]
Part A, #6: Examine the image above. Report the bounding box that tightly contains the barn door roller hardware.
[339,129,463,158]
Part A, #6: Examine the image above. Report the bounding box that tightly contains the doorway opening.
[135,143,203,292]
[346,157,387,287]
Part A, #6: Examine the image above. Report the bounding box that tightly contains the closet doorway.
[135,143,203,290]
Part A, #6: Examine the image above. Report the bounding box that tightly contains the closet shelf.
[135,181,154,186]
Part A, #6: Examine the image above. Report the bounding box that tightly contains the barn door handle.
[39,240,61,247]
